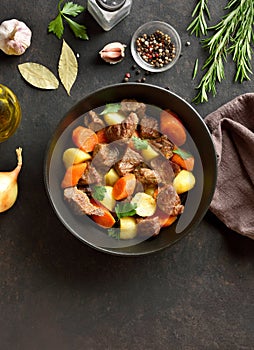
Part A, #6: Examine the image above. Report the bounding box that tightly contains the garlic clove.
[0,19,32,56]
[99,42,126,64]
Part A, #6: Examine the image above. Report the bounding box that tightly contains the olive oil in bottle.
[0,84,21,142]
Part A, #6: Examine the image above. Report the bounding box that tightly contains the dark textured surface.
[0,1,253,349]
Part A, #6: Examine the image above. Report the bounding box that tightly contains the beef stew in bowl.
[44,83,217,256]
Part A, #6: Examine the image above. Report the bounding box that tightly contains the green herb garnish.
[192,58,199,80]
[187,0,210,37]
[190,0,254,104]
[115,202,137,219]
[108,228,120,240]
[92,185,107,201]
[132,136,148,150]
[48,0,88,40]
[173,148,193,159]
[99,103,121,115]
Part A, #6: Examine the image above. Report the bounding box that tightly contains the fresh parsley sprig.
[92,185,107,201]
[131,136,148,150]
[99,103,121,115]
[173,148,193,159]
[187,0,210,37]
[115,202,137,219]
[48,0,88,40]
[191,0,254,104]
[108,228,120,240]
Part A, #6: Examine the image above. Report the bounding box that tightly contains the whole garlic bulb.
[99,42,126,64]
[0,19,32,55]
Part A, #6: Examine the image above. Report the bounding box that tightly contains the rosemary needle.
[192,58,199,79]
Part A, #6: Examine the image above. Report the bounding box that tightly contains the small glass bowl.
[130,21,182,73]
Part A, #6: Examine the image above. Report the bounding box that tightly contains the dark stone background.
[0,1,253,349]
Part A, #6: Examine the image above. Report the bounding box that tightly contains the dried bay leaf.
[58,39,78,95]
[18,63,59,90]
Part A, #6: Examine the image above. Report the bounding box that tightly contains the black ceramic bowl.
[44,83,217,256]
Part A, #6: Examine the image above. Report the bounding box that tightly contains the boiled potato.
[173,170,196,194]
[103,112,125,125]
[99,186,116,211]
[120,217,137,239]
[104,168,120,186]
[145,187,156,197]
[141,145,159,162]
[63,147,91,168]
[131,192,156,217]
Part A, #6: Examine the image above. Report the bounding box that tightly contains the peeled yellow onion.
[0,147,22,212]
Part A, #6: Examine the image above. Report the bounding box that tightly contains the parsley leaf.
[63,16,88,40]
[100,103,121,115]
[48,13,64,39]
[62,2,85,16]
[115,202,137,219]
[92,186,107,201]
[132,136,148,150]
[108,228,120,240]
[48,0,88,40]
[173,148,192,159]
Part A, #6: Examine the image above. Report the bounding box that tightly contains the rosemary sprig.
[228,0,254,83]
[187,0,210,37]
[193,0,254,104]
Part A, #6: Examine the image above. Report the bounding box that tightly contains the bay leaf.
[58,39,78,95]
[18,63,59,90]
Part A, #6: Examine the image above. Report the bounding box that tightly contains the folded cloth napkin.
[205,93,254,240]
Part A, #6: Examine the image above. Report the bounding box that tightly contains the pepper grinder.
[87,0,132,31]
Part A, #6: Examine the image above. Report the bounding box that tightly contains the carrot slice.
[171,152,194,171]
[90,199,116,228]
[96,128,108,143]
[72,126,98,152]
[161,215,177,227]
[112,173,136,200]
[160,109,186,146]
[153,188,158,199]
[61,162,87,188]
[151,208,177,227]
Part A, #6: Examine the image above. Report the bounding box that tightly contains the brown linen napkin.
[205,93,254,240]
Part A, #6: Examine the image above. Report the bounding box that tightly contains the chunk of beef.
[150,157,175,184]
[137,216,161,237]
[134,167,160,187]
[84,110,105,131]
[170,160,181,176]
[120,99,146,117]
[149,135,174,159]
[64,187,104,216]
[78,162,102,185]
[114,146,143,176]
[139,115,160,139]
[105,112,139,142]
[156,184,184,216]
[92,141,128,172]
